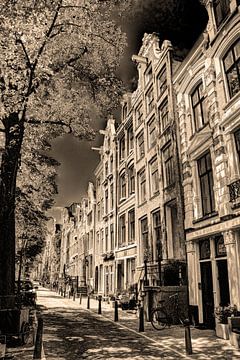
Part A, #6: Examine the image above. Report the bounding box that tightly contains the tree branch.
[26,118,73,133]
[16,37,32,69]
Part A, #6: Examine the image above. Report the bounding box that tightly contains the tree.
[0,0,128,308]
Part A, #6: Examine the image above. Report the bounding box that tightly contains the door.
[217,260,230,306]
[200,261,215,329]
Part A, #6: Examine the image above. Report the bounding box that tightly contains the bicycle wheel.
[151,308,168,330]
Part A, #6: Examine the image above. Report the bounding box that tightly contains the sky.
[50,0,208,209]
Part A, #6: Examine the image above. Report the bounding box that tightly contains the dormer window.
[223,40,240,99]
[213,0,230,28]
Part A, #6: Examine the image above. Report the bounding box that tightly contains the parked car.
[15,280,37,307]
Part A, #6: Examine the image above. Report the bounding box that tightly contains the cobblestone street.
[36,288,240,359]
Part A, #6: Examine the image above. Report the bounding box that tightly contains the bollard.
[87,295,90,309]
[68,291,71,299]
[114,300,118,322]
[33,317,43,359]
[139,306,144,332]
[184,319,193,355]
[98,296,102,315]
[73,292,75,301]
[79,293,82,305]
[64,290,66,298]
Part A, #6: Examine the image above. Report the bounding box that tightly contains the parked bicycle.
[151,292,186,330]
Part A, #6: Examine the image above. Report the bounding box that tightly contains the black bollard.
[87,295,90,309]
[98,296,102,315]
[184,319,193,355]
[73,292,75,301]
[33,317,43,359]
[79,293,82,304]
[114,300,118,322]
[139,306,144,332]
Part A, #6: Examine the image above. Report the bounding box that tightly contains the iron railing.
[229,179,240,202]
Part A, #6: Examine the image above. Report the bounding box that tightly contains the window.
[110,155,113,173]
[139,169,146,204]
[191,82,207,131]
[105,161,108,177]
[119,214,126,246]
[110,183,114,210]
[141,217,148,250]
[128,166,135,195]
[234,128,240,163]
[128,126,134,153]
[163,143,174,187]
[110,223,114,250]
[146,86,154,114]
[198,152,215,216]
[157,65,167,97]
[126,258,136,285]
[159,98,169,131]
[119,136,125,161]
[223,40,240,99]
[100,229,104,253]
[105,189,108,214]
[120,173,126,199]
[150,157,159,195]
[213,0,230,28]
[135,104,143,126]
[122,103,127,120]
[105,227,108,252]
[148,117,156,148]
[97,203,100,221]
[128,209,135,244]
[153,211,161,255]
[137,132,145,159]
[145,65,153,85]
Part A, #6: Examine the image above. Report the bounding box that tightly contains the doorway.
[200,261,215,329]
[217,259,230,306]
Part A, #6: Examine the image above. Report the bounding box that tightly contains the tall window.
[150,157,159,196]
[198,152,215,216]
[163,143,174,187]
[110,223,114,250]
[110,155,113,173]
[137,132,145,159]
[128,125,134,153]
[145,65,153,85]
[141,217,148,250]
[146,86,154,114]
[159,98,169,131]
[234,128,240,163]
[110,183,114,210]
[139,169,146,204]
[157,65,167,97]
[191,82,207,132]
[105,189,108,214]
[100,229,104,253]
[128,209,135,244]
[223,40,240,99]
[119,136,125,161]
[153,211,161,246]
[120,173,126,199]
[135,104,143,127]
[119,214,126,247]
[128,166,135,195]
[105,227,108,252]
[148,117,156,148]
[122,103,127,120]
[105,161,108,177]
[213,0,230,28]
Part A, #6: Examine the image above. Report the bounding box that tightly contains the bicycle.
[150,292,185,330]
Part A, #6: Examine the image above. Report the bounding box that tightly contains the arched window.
[223,39,240,99]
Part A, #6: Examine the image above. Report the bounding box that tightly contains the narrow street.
[37,288,240,360]
[38,287,185,360]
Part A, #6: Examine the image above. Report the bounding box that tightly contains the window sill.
[149,191,160,200]
[192,211,218,224]
[138,200,147,208]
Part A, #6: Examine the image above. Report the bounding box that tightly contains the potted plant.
[215,305,238,339]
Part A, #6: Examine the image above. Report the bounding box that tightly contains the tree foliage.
[0,0,128,301]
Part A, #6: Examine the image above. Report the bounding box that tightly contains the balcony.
[229,179,240,204]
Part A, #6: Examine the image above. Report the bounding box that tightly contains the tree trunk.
[0,113,24,309]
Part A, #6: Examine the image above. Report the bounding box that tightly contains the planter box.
[216,323,229,340]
